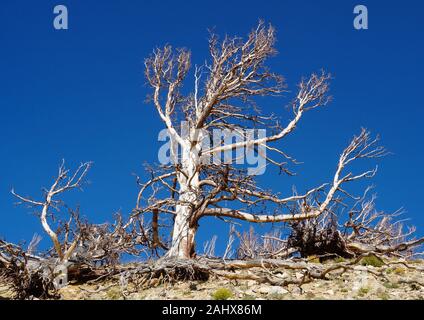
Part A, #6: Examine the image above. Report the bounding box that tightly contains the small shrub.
[212,288,233,300]
[393,267,406,275]
[242,294,256,300]
[334,257,346,263]
[360,255,384,268]
[307,256,321,263]
[358,287,370,296]
[106,287,122,300]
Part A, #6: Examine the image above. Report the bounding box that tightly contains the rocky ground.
[1,259,423,300]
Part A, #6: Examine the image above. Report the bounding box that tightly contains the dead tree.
[11,161,149,265]
[342,190,423,257]
[132,21,396,259]
[0,239,59,299]
[2,22,420,294]
[74,211,148,266]
[12,161,92,263]
[4,161,150,298]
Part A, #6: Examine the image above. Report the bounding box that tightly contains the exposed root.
[118,259,211,289]
[108,252,423,291]
[3,250,423,299]
[0,242,59,300]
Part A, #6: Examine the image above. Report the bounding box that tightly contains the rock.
[295,272,304,280]
[351,273,384,294]
[257,286,271,294]
[268,286,289,295]
[325,290,335,296]
[247,280,257,287]
[275,272,290,279]
[256,285,288,295]
[291,286,303,295]
[245,289,255,296]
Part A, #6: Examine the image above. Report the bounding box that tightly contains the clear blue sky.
[0,0,423,254]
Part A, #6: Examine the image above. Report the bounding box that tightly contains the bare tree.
[11,161,92,262]
[3,23,422,298]
[3,161,149,299]
[132,21,389,259]
[11,161,149,265]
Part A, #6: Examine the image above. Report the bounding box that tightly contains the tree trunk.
[166,138,201,259]
[167,209,198,259]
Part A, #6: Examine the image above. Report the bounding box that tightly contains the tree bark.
[166,138,201,259]
[167,211,198,259]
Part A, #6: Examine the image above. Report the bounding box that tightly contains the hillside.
[1,258,423,300]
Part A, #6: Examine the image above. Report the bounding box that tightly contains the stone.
[244,289,255,296]
[257,286,271,294]
[275,272,290,279]
[351,273,384,294]
[268,286,289,295]
[295,272,304,279]
[291,286,303,295]
[247,280,257,287]
[256,285,288,295]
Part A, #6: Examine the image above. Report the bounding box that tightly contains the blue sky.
[0,0,423,254]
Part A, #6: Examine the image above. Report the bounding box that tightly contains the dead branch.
[11,161,92,262]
